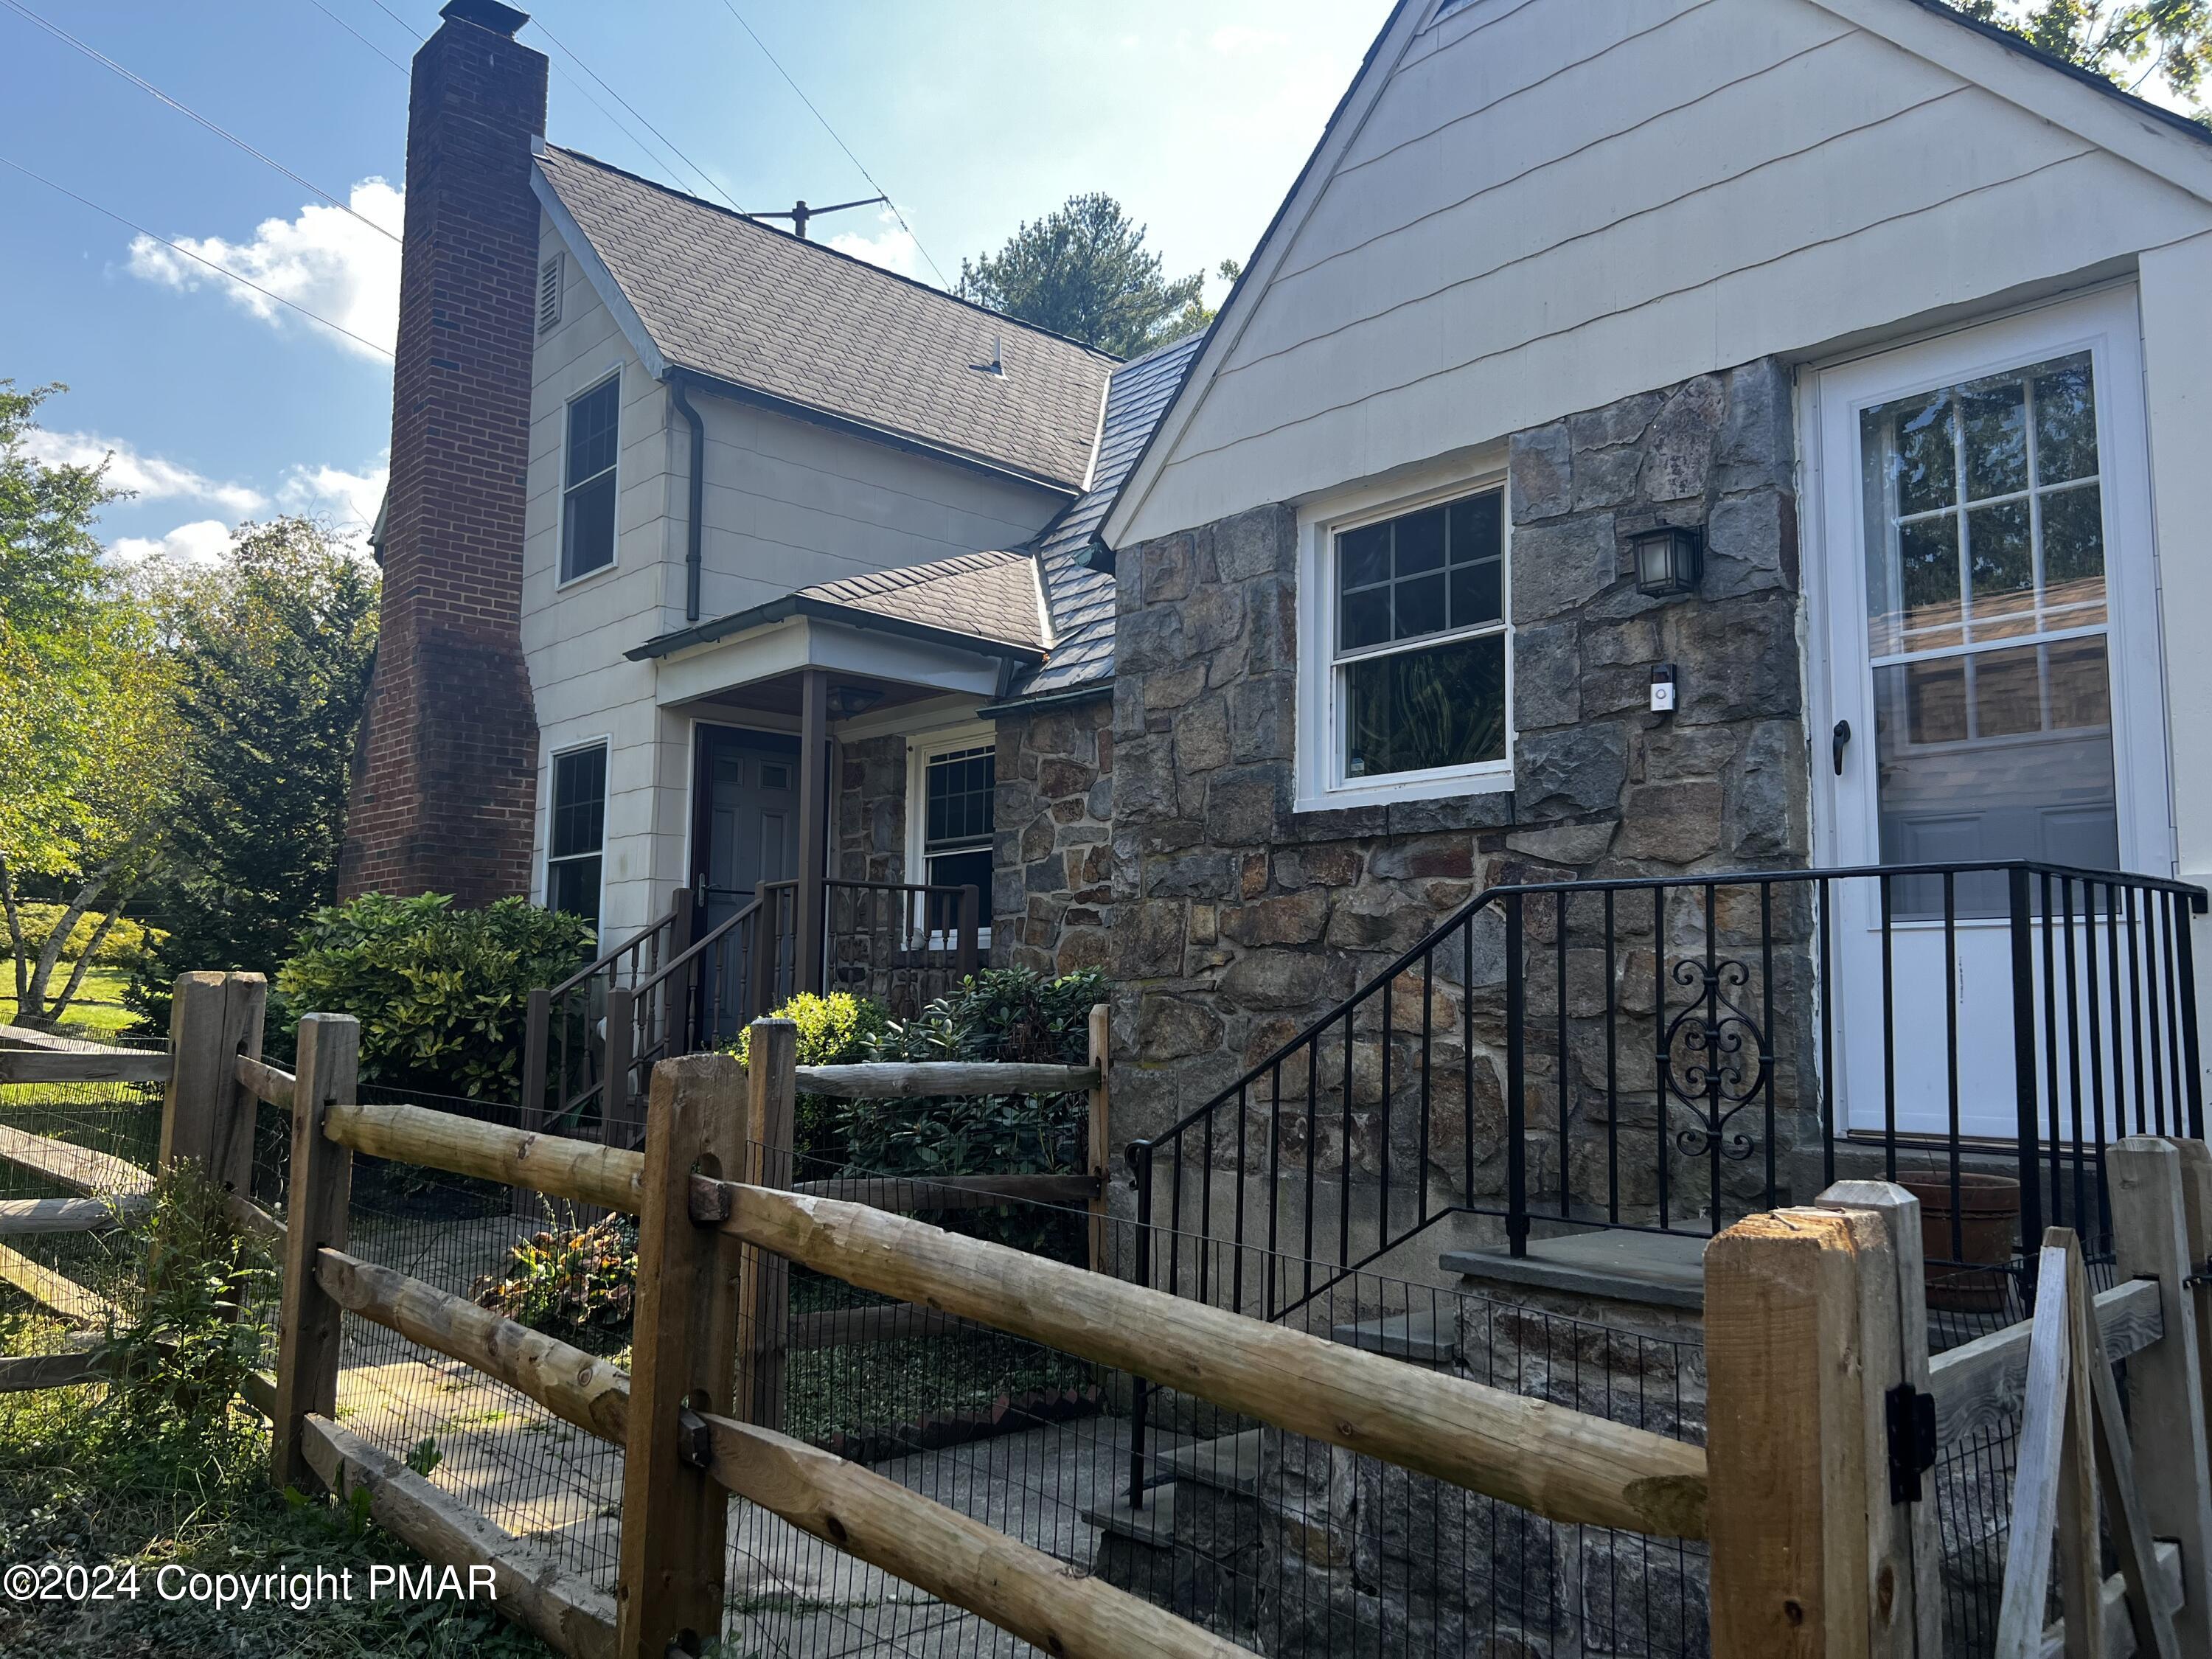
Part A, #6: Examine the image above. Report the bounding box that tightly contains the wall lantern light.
[1630,526,1703,599]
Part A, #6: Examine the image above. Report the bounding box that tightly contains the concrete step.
[1441,1228,1707,1311]
[1080,1481,1176,1545]
[1154,1428,1264,1495]
[1328,1307,1458,1363]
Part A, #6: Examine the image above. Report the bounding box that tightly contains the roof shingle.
[536,145,1115,492]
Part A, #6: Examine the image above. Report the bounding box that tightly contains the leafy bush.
[728,991,888,1168]
[5,902,164,969]
[470,1214,638,1355]
[843,968,1105,1256]
[274,892,594,1097]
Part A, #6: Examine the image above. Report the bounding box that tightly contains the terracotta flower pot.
[1899,1172,2022,1312]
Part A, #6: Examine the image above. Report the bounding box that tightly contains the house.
[345,0,2209,1280]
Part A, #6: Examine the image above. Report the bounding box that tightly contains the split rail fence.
[4,977,2212,1657]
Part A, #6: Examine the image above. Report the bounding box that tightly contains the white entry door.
[1817,289,2173,1141]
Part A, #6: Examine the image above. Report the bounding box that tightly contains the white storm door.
[1819,289,2172,1141]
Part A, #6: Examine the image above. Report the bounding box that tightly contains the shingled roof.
[535,145,1115,493]
[999,332,1206,703]
[798,550,1047,653]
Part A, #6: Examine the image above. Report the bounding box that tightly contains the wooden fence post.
[159,971,266,1194]
[602,985,636,1154]
[613,1052,748,1659]
[2110,1136,2212,1650]
[1087,1003,1110,1275]
[737,1018,797,1429]
[2172,1137,2212,1484]
[1705,1205,1898,1658]
[270,1013,360,1492]
[1815,1181,1942,1659]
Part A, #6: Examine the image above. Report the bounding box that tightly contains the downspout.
[669,370,706,622]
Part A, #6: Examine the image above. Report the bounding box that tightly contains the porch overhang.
[637,604,1040,714]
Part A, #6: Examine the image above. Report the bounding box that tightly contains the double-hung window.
[546,745,606,935]
[1317,486,1509,800]
[907,738,995,946]
[560,377,619,582]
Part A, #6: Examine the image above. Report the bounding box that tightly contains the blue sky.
[1,0,1394,561]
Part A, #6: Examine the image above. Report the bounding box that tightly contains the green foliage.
[956,193,1210,357]
[470,1214,638,1354]
[0,382,182,1029]
[128,517,379,1034]
[841,968,1105,1256]
[403,1437,444,1478]
[729,990,889,1166]
[3,901,162,968]
[275,892,594,1097]
[1959,0,2212,104]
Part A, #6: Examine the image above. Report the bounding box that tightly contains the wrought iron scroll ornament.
[1659,956,1770,1162]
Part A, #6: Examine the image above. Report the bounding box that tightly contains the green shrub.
[470,1214,637,1355]
[728,991,889,1169]
[274,892,594,1098]
[843,968,1105,1256]
[6,902,164,970]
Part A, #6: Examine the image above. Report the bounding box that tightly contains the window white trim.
[1295,461,1514,813]
[554,369,622,590]
[542,736,611,934]
[905,720,998,950]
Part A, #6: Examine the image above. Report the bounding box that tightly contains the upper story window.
[546,743,606,935]
[1302,484,1508,809]
[560,377,619,583]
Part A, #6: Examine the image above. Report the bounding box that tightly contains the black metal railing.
[519,896,690,1144]
[1127,859,2205,1325]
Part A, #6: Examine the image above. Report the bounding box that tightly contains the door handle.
[1832,719,1851,776]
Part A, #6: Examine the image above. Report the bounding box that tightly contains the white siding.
[520,216,1065,942]
[1117,0,2212,543]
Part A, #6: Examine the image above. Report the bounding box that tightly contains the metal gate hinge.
[1885,1382,1937,1505]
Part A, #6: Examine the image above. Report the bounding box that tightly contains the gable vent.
[537,254,563,335]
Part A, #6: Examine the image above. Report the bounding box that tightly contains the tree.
[0,382,182,1029]
[956,193,1209,358]
[1958,1,2212,104]
[1162,258,1245,349]
[127,518,378,1032]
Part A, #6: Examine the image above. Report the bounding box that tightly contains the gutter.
[975,680,1112,720]
[627,594,1047,665]
[669,371,706,622]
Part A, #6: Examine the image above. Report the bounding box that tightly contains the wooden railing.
[18,979,2209,1658]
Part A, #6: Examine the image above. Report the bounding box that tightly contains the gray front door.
[692,727,802,931]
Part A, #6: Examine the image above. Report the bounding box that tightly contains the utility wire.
[526,15,748,213]
[0,153,396,361]
[305,0,408,74]
[358,0,423,44]
[716,0,948,286]
[1,0,401,246]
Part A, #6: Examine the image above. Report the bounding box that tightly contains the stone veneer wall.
[992,700,1115,977]
[1108,358,1812,1222]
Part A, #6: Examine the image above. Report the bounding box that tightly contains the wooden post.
[2054,1230,2107,1659]
[2109,1136,2212,1650]
[1087,1003,1110,1276]
[613,1053,747,1659]
[602,986,636,1154]
[736,1018,797,1429]
[520,987,552,1135]
[1815,1181,1941,1659]
[269,1013,360,1492]
[956,883,980,978]
[159,971,266,1194]
[1705,1205,1895,1658]
[795,668,828,1000]
[2172,1137,2212,1484]
[748,883,779,1020]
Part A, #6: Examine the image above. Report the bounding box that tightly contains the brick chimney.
[339,0,546,905]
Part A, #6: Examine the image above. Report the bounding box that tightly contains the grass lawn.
[0,965,146,1043]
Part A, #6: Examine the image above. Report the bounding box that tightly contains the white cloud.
[127,179,403,361]
[280,458,389,556]
[830,209,920,279]
[112,519,234,565]
[23,428,267,515]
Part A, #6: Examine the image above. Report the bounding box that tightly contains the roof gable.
[535,145,1114,493]
[1103,0,2212,549]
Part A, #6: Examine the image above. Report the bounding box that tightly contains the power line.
[715,0,948,287]
[0,153,395,361]
[358,0,424,44]
[305,0,408,74]
[525,15,748,214]
[0,0,401,245]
